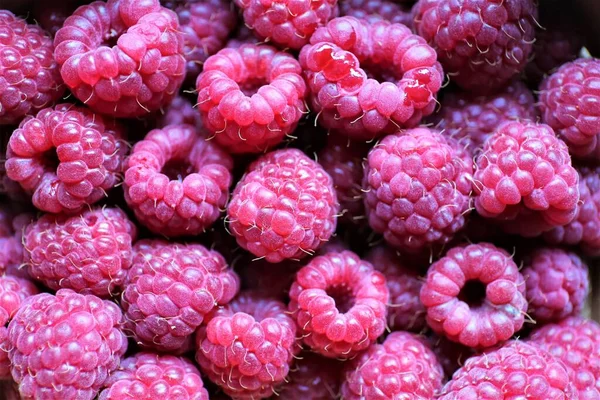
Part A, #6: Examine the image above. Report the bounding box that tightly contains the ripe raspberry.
[339,0,415,28]
[99,352,209,400]
[7,289,127,400]
[32,0,82,37]
[121,240,240,353]
[226,26,259,49]
[289,250,389,358]
[123,124,233,237]
[0,206,31,276]
[156,95,203,131]
[341,331,444,399]
[195,291,297,400]
[415,0,537,93]
[277,352,342,399]
[53,0,186,118]
[300,17,443,141]
[227,148,338,263]
[420,243,527,348]
[196,44,307,154]
[5,104,127,214]
[364,128,473,253]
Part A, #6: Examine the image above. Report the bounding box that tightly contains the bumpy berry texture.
[32,0,82,37]
[289,250,389,358]
[23,207,136,298]
[364,128,473,253]
[196,44,307,154]
[226,25,259,49]
[195,292,297,400]
[341,331,444,399]
[122,240,239,353]
[438,341,577,399]
[5,104,127,214]
[7,289,128,400]
[0,133,26,201]
[277,352,342,400]
[124,124,233,237]
[0,206,30,276]
[339,0,415,28]
[228,148,338,263]
[415,0,537,93]
[53,0,186,118]
[0,11,64,125]
[300,16,443,141]
[420,243,527,348]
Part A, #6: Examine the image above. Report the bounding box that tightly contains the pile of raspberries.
[1,0,600,399]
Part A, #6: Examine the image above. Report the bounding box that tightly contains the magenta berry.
[339,0,415,28]
[278,352,342,400]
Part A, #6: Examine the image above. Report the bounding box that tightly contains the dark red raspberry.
[5,104,127,214]
[237,257,302,301]
[0,132,27,201]
[195,291,297,400]
[7,289,127,400]
[0,206,31,276]
[339,0,415,28]
[300,16,443,141]
[99,352,209,400]
[53,0,186,118]
[415,0,537,94]
[427,334,474,379]
[196,44,307,154]
[289,250,389,358]
[226,26,259,49]
[124,124,233,237]
[364,128,473,253]
[156,95,203,131]
[420,243,527,348]
[341,331,444,399]
[122,240,240,353]
[277,352,342,399]
[32,0,83,37]
[227,148,338,263]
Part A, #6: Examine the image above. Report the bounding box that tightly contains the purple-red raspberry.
[289,250,389,359]
[99,352,209,400]
[195,291,297,400]
[364,128,473,253]
[0,11,64,125]
[196,44,307,154]
[156,95,203,131]
[226,25,259,49]
[427,334,474,379]
[7,289,128,400]
[32,0,83,37]
[53,0,186,118]
[341,331,444,399]
[237,257,302,301]
[123,124,233,237]
[227,148,338,263]
[23,207,136,298]
[300,16,443,141]
[277,352,342,399]
[415,0,537,93]
[121,240,239,353]
[339,0,415,28]
[0,206,31,276]
[5,104,127,214]
[420,243,527,348]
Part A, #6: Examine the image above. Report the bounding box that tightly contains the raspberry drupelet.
[53,0,186,118]
[288,250,389,359]
[0,206,31,276]
[277,352,342,399]
[196,44,307,154]
[339,0,415,29]
[300,16,443,141]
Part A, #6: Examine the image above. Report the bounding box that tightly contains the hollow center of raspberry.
[240,77,267,96]
[41,149,59,172]
[103,28,121,47]
[327,284,355,313]
[458,280,487,307]
[162,159,195,181]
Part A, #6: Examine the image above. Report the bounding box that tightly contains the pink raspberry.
[415,0,537,93]
[196,44,307,154]
[156,95,203,131]
[0,206,31,276]
[227,148,338,263]
[53,0,186,118]
[289,250,389,359]
[7,289,127,400]
[278,352,342,399]
[341,331,444,399]
[300,16,443,141]
[420,243,527,348]
[123,124,233,237]
[5,104,127,214]
[0,11,65,125]
[121,240,239,353]
[339,0,415,28]
[195,291,297,400]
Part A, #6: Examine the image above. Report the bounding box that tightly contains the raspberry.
[288,250,389,358]
[339,0,415,29]
[414,0,537,93]
[341,331,444,399]
[427,334,474,379]
[237,257,302,301]
[277,352,342,399]
[196,44,307,154]
[99,352,209,400]
[32,0,82,37]
[226,26,259,49]
[364,128,473,253]
[195,291,297,400]
[53,0,186,118]
[5,104,127,214]
[420,243,527,348]
[227,148,338,263]
[7,289,127,400]
[121,240,240,353]
[438,341,577,399]
[300,17,443,141]
[0,206,30,276]
[123,124,233,237]
[23,207,136,298]
[156,95,203,131]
